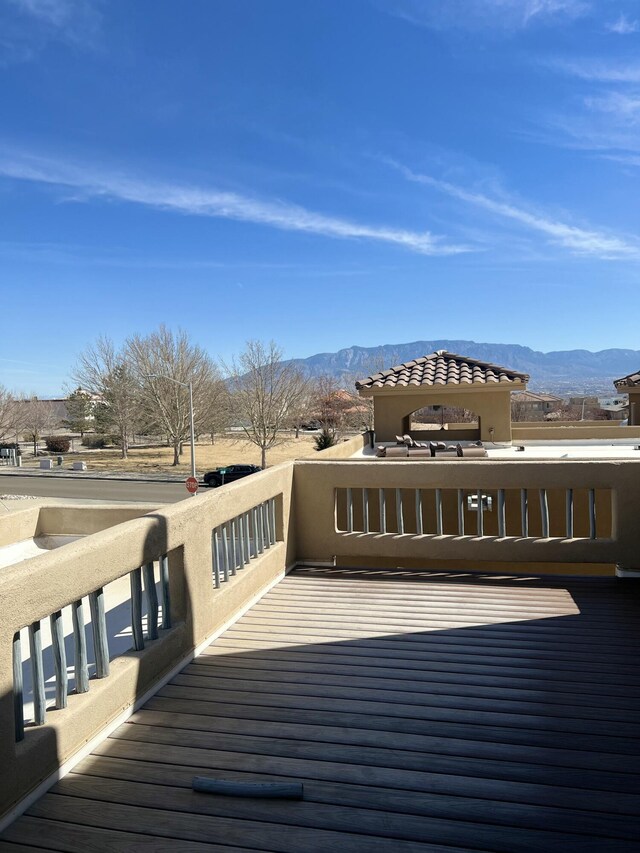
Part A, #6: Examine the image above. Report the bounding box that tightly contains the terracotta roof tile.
[355,351,529,391]
[614,371,640,389]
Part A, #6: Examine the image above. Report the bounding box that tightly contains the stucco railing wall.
[512,424,640,441]
[293,459,640,573]
[0,463,295,820]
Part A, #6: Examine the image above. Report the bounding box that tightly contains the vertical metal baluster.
[435,488,443,535]
[245,512,252,561]
[72,599,90,692]
[221,524,230,581]
[520,489,529,537]
[589,489,597,539]
[497,489,506,538]
[396,489,404,534]
[260,503,267,551]
[263,506,270,551]
[415,489,423,535]
[230,519,238,573]
[212,529,221,588]
[346,488,354,533]
[160,553,171,629]
[476,489,484,536]
[89,588,110,677]
[363,489,369,533]
[142,563,158,640]
[238,514,246,567]
[129,569,144,652]
[270,498,277,544]
[50,610,68,709]
[457,489,465,535]
[251,507,258,557]
[13,631,24,741]
[565,489,574,538]
[379,488,386,534]
[539,489,549,538]
[29,621,46,726]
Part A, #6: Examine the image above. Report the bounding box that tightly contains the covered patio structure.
[614,369,640,425]
[355,350,529,444]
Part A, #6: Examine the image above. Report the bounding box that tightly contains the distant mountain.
[283,340,640,395]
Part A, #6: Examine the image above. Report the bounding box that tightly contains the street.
[0,474,190,503]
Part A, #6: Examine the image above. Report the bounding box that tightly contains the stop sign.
[185,476,199,494]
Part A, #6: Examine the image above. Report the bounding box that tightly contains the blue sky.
[1,0,640,395]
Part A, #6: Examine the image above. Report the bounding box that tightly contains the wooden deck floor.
[2,567,640,852]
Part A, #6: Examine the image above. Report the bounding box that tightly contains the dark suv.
[202,464,262,488]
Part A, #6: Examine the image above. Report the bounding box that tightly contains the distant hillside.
[283,340,640,395]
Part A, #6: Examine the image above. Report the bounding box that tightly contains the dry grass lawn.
[24,435,322,476]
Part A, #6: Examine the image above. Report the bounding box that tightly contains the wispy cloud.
[388,160,640,259]
[606,12,639,34]
[377,0,589,33]
[0,151,470,256]
[546,57,640,83]
[1,0,101,63]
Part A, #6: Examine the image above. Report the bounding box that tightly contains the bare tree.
[198,377,232,444]
[224,340,308,468]
[17,397,57,456]
[127,325,221,466]
[0,385,19,442]
[72,337,140,459]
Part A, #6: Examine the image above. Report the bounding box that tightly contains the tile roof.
[355,350,529,391]
[614,370,640,389]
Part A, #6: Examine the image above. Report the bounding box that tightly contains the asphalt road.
[0,474,191,503]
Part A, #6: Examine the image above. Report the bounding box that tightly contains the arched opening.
[402,403,481,442]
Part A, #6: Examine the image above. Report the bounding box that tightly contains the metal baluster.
[29,621,46,726]
[457,489,465,535]
[269,498,277,545]
[212,529,221,588]
[395,489,404,534]
[415,489,423,535]
[245,512,252,561]
[129,569,144,652]
[230,519,238,573]
[379,488,386,533]
[50,610,68,709]
[346,488,354,533]
[238,514,246,567]
[539,489,549,538]
[520,489,529,537]
[160,554,171,628]
[72,599,90,692]
[142,563,158,640]
[497,489,506,538]
[435,488,443,535]
[259,503,267,551]
[262,506,270,551]
[363,489,369,534]
[13,631,24,741]
[589,489,597,539]
[565,489,574,538]
[251,507,258,557]
[476,489,484,536]
[221,524,230,581]
[89,588,110,677]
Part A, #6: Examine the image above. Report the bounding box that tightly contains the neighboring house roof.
[355,350,529,391]
[614,371,640,389]
[511,391,563,404]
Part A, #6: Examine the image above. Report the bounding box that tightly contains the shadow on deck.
[2,568,640,852]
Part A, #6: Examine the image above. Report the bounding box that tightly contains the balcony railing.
[2,452,640,824]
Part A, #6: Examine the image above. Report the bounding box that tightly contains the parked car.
[202,464,262,488]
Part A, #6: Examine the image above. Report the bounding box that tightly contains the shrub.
[314,427,338,451]
[82,434,107,449]
[45,436,71,453]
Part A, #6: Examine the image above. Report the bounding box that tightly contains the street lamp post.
[145,375,196,484]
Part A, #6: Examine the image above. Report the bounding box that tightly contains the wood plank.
[70,754,640,842]
[25,793,474,853]
[92,737,640,816]
[129,707,640,774]
[48,773,636,853]
[0,815,255,852]
[143,694,639,756]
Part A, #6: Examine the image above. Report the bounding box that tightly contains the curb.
[0,470,186,485]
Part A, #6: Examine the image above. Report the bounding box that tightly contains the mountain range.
[284,340,640,395]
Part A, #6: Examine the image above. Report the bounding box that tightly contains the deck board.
[2,567,640,852]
